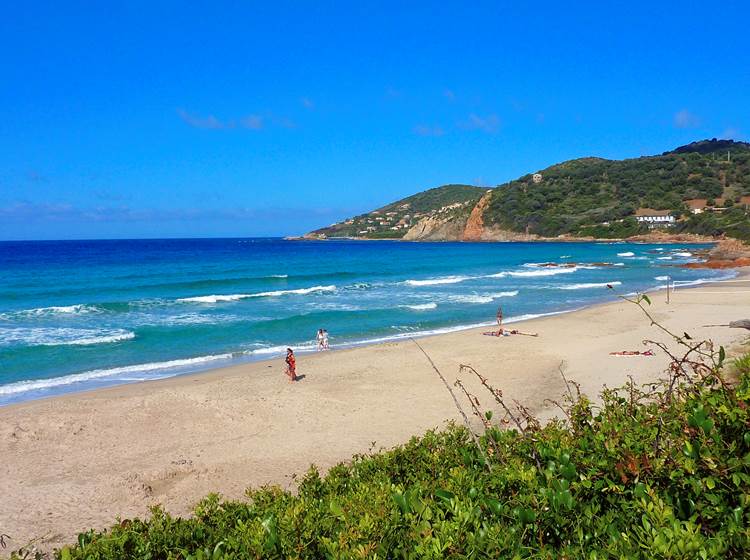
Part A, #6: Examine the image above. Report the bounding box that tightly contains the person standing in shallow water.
[285,348,297,382]
[316,329,325,350]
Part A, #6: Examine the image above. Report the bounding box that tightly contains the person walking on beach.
[285,348,297,382]
[322,329,329,350]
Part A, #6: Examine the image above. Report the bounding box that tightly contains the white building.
[634,208,675,227]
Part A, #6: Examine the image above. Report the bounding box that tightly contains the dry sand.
[2,277,750,552]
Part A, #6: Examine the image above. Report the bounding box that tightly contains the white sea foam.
[449,291,519,304]
[0,327,135,348]
[673,252,692,257]
[617,252,635,257]
[654,275,670,281]
[268,274,289,278]
[614,263,625,266]
[493,267,580,278]
[402,303,438,310]
[657,256,673,260]
[559,281,621,290]
[0,304,102,320]
[404,276,471,286]
[0,353,235,396]
[177,285,337,303]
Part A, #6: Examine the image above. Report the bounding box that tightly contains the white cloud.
[674,109,701,129]
[240,115,264,129]
[177,109,225,129]
[413,124,444,137]
[459,113,500,133]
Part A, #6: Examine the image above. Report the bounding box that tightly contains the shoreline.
[289,235,720,244]
[3,272,750,552]
[1,268,734,409]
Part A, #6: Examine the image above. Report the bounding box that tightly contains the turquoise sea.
[0,238,734,405]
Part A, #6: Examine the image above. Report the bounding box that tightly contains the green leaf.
[641,294,651,305]
[719,346,726,365]
[61,548,72,560]
[485,410,493,421]
[329,500,345,519]
[391,492,409,514]
[435,489,455,502]
[485,498,502,516]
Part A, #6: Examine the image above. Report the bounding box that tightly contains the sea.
[0,238,735,406]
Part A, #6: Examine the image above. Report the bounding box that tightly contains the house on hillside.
[634,208,675,228]
[686,199,708,214]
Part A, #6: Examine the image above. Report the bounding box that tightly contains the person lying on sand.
[285,348,297,381]
[609,350,654,357]
[482,329,538,337]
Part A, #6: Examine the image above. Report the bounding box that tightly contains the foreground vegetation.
[13,299,750,559]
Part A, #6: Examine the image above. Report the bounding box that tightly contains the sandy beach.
[3,276,750,553]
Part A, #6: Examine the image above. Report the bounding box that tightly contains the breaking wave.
[177,285,337,303]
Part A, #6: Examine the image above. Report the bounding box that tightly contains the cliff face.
[402,191,540,242]
[461,191,491,241]
[402,215,468,241]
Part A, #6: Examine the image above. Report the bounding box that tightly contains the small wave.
[492,267,579,278]
[404,276,471,286]
[559,281,621,290]
[673,252,692,257]
[657,256,673,260]
[401,303,438,310]
[613,263,625,267]
[0,353,234,396]
[344,282,373,290]
[267,274,288,278]
[451,295,494,304]
[248,341,319,356]
[0,327,135,347]
[617,252,635,257]
[450,291,519,304]
[654,275,670,281]
[0,304,102,319]
[177,285,337,303]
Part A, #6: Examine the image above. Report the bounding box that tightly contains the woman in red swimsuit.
[285,348,297,382]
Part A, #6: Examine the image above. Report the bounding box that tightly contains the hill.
[307,139,750,241]
[307,184,487,239]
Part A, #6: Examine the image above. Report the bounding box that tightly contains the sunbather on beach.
[609,350,654,356]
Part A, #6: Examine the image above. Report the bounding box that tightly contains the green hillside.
[307,140,750,241]
[309,184,486,239]
[483,139,750,238]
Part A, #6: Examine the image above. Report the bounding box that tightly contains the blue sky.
[1,1,749,240]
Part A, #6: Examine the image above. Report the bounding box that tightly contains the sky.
[1,1,749,240]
